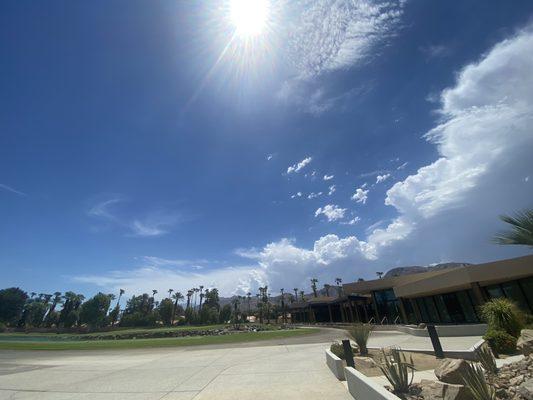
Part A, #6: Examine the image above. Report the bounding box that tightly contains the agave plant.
[349,323,373,356]
[460,362,496,400]
[475,344,497,375]
[377,347,415,394]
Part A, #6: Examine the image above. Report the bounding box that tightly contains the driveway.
[0,330,351,400]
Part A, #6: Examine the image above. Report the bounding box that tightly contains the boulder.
[435,358,470,385]
[517,329,533,356]
[420,379,470,400]
[518,378,533,400]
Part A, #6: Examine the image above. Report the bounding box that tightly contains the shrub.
[480,298,524,338]
[0,322,6,332]
[119,312,158,327]
[349,323,373,356]
[475,344,497,374]
[459,362,495,400]
[377,347,415,394]
[483,329,517,354]
[330,341,358,360]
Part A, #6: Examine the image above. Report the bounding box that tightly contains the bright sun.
[230,0,270,37]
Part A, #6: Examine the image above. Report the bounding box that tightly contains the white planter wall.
[344,367,401,400]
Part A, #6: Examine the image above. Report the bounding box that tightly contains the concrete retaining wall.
[344,367,401,400]
[325,350,345,380]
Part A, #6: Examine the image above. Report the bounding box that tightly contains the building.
[290,255,533,325]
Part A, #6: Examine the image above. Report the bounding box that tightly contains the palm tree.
[186,290,193,309]
[299,290,305,302]
[293,288,298,301]
[199,286,204,310]
[118,289,125,305]
[280,289,286,323]
[335,277,343,297]
[247,292,252,314]
[310,278,319,297]
[376,272,384,279]
[172,291,183,324]
[152,289,158,300]
[167,288,173,299]
[494,209,533,246]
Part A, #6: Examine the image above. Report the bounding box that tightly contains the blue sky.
[1,0,532,297]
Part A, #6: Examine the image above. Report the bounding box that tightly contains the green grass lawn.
[0,328,319,350]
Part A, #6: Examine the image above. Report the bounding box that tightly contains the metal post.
[342,339,355,368]
[427,325,444,359]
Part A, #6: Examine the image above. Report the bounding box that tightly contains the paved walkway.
[367,331,482,351]
[0,342,351,400]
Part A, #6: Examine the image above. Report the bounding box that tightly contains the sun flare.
[230,0,270,37]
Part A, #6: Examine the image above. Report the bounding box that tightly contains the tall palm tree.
[376,272,384,279]
[117,289,125,306]
[172,291,183,325]
[198,286,204,310]
[186,290,193,309]
[293,288,298,301]
[167,288,173,299]
[494,209,533,246]
[335,277,343,297]
[299,290,305,302]
[152,289,158,300]
[310,278,318,297]
[324,284,330,297]
[247,292,252,314]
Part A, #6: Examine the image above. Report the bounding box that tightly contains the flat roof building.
[290,255,533,325]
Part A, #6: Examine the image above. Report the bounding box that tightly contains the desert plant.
[480,298,524,338]
[475,344,497,375]
[460,362,496,400]
[483,329,517,354]
[377,347,415,394]
[349,323,373,355]
[330,341,358,360]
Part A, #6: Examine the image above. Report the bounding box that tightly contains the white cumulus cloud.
[287,157,313,174]
[315,204,347,222]
[351,187,369,204]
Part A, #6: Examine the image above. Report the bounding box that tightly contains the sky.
[1,0,532,298]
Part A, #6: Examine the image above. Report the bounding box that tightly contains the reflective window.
[485,284,505,299]
[423,297,440,322]
[434,294,452,323]
[501,281,530,312]
[456,291,479,323]
[519,277,533,312]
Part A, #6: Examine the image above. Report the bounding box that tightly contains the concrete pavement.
[0,341,351,400]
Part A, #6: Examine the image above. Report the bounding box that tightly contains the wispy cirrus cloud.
[278,0,405,114]
[88,197,184,238]
[0,183,26,196]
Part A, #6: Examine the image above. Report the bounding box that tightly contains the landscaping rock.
[420,379,470,400]
[517,329,533,356]
[434,358,470,385]
[518,378,533,400]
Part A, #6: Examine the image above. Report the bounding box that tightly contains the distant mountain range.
[383,262,471,278]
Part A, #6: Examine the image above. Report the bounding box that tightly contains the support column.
[328,304,333,323]
[470,283,487,307]
[347,300,355,322]
[371,292,380,323]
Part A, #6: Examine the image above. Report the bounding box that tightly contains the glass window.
[501,281,531,313]
[434,295,452,323]
[456,290,478,323]
[485,284,505,299]
[416,298,429,322]
[519,277,533,312]
[423,297,440,322]
[402,299,417,324]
